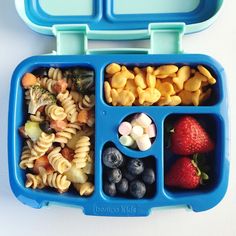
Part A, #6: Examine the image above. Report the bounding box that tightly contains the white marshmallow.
[119,135,135,147]
[131,126,144,140]
[135,113,152,128]
[136,134,152,151]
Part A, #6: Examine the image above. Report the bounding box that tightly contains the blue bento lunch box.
[8,0,229,216]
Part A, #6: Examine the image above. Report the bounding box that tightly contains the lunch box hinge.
[52,24,88,55]
[148,23,185,54]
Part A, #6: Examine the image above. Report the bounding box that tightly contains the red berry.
[165,157,200,189]
[171,116,214,155]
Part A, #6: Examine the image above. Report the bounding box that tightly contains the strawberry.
[165,157,208,189]
[171,116,214,155]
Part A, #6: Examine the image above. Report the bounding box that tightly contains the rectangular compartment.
[9,54,229,216]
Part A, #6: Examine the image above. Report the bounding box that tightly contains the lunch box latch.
[52,23,185,55]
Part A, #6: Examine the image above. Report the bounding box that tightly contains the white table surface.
[0,1,235,235]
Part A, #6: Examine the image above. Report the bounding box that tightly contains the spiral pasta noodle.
[20,145,34,170]
[40,77,56,93]
[25,173,45,189]
[74,182,94,196]
[30,111,44,122]
[78,95,95,111]
[31,132,55,159]
[57,90,78,123]
[41,171,71,192]
[48,147,71,174]
[48,67,63,80]
[45,104,67,121]
[73,136,91,168]
[54,123,81,145]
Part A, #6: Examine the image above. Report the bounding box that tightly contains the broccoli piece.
[28,85,56,114]
[64,68,95,94]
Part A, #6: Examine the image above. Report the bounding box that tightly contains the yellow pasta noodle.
[57,90,78,123]
[48,67,63,80]
[78,95,95,111]
[54,123,81,146]
[74,182,94,196]
[73,136,91,168]
[25,173,45,189]
[31,132,55,159]
[45,104,67,121]
[41,171,71,192]
[48,147,71,174]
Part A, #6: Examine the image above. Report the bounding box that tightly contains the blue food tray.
[8,54,229,216]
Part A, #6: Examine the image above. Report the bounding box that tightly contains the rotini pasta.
[73,136,91,168]
[31,132,55,159]
[25,173,45,189]
[78,95,95,111]
[48,147,71,174]
[54,123,81,146]
[20,66,95,196]
[40,77,56,93]
[57,90,78,123]
[45,104,67,121]
[41,171,71,192]
[48,67,63,80]
[20,145,34,169]
[73,182,94,196]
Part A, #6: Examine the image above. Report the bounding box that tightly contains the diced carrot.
[53,79,68,94]
[77,110,89,124]
[50,120,68,132]
[33,155,53,174]
[61,147,74,162]
[22,73,37,89]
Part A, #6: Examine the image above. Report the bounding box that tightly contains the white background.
[0,1,235,235]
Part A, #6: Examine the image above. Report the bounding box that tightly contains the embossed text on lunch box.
[93,205,137,215]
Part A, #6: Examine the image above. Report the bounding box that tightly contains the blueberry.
[116,178,129,194]
[103,182,116,197]
[142,168,155,185]
[129,180,146,199]
[122,168,136,181]
[127,159,144,176]
[40,121,54,134]
[103,147,124,168]
[107,168,122,184]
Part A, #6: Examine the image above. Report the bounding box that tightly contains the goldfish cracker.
[137,87,161,105]
[154,65,179,76]
[125,79,138,97]
[192,90,201,106]
[184,76,202,92]
[106,63,121,75]
[135,72,147,89]
[157,96,172,106]
[104,81,112,103]
[156,74,169,79]
[172,66,191,90]
[111,66,134,89]
[111,89,135,106]
[146,66,156,88]
[178,90,193,105]
[156,82,175,97]
[197,65,216,85]
[168,96,182,106]
[162,77,174,84]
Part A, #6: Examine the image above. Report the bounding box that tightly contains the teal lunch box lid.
[15,0,224,55]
